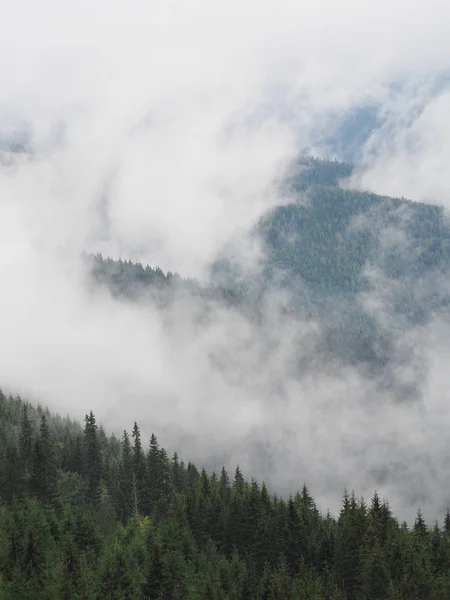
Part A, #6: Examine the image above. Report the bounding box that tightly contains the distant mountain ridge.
[88,157,450,369]
[245,157,450,325]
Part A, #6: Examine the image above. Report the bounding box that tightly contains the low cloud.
[2,0,450,524]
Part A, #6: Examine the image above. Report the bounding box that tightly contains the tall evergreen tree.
[19,404,33,475]
[131,422,145,480]
[131,422,146,515]
[146,433,160,509]
[360,543,392,600]
[117,430,134,522]
[171,452,186,494]
[31,415,57,502]
[82,411,102,498]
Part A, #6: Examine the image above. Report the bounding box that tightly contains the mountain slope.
[2,390,450,599]
[214,157,450,329]
[87,158,450,371]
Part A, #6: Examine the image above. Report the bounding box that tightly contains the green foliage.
[260,159,450,308]
[1,390,449,598]
[83,411,103,497]
[87,252,243,310]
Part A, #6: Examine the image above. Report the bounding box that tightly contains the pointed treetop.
[444,508,450,533]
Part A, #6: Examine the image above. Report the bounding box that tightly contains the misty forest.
[2,390,450,600]
[3,156,450,599]
[5,1,450,598]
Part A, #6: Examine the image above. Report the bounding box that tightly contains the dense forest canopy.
[262,165,450,298]
[2,390,450,599]
[259,158,450,314]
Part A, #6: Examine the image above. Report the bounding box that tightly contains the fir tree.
[31,415,57,502]
[171,452,186,494]
[117,430,134,521]
[82,411,102,498]
[19,404,33,474]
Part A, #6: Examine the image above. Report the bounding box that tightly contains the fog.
[2,0,450,521]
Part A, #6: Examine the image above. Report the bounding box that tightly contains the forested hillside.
[262,160,450,300]
[2,390,450,599]
[212,157,450,334]
[89,158,450,325]
[87,158,450,371]
[87,253,243,309]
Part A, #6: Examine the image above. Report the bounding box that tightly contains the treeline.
[84,159,450,369]
[86,253,243,309]
[260,183,450,300]
[1,390,450,599]
[204,157,450,332]
[290,157,354,188]
[87,253,396,369]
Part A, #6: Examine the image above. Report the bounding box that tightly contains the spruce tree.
[171,452,186,494]
[82,411,102,499]
[131,422,146,514]
[31,415,57,502]
[117,430,134,522]
[360,543,392,600]
[19,404,33,475]
[444,508,450,534]
[219,466,230,504]
[158,447,173,506]
[131,422,146,481]
[146,433,160,508]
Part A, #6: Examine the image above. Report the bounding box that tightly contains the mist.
[2,0,450,523]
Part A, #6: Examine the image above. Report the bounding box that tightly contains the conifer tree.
[96,481,117,537]
[99,542,134,599]
[159,447,173,506]
[19,404,33,475]
[233,465,245,496]
[82,411,102,498]
[23,521,46,596]
[131,422,146,481]
[59,540,81,600]
[171,452,186,493]
[142,535,165,599]
[131,422,146,515]
[335,491,364,600]
[286,496,303,573]
[444,508,450,534]
[117,430,134,521]
[66,434,83,474]
[414,508,428,539]
[31,415,57,502]
[146,433,160,509]
[219,466,230,504]
[1,444,22,502]
[431,521,447,576]
[360,543,392,600]
[186,461,200,489]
